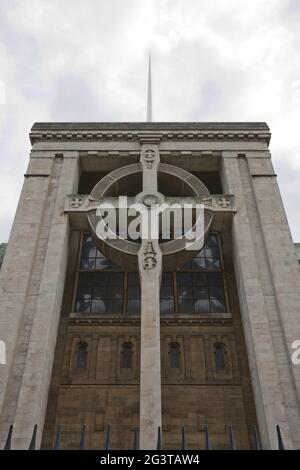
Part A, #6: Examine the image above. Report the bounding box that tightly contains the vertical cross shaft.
[138,145,162,449]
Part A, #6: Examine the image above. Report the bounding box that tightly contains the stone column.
[0,153,79,449]
[221,151,300,449]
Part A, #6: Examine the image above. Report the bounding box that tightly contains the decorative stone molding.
[143,242,157,271]
[201,194,235,211]
[141,149,156,169]
[64,194,100,212]
[29,123,271,145]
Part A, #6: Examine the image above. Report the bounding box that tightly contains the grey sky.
[0,0,300,241]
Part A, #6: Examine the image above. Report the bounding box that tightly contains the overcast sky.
[0,0,300,242]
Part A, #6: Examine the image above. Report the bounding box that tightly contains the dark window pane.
[204,245,219,258]
[81,258,96,269]
[127,299,141,313]
[177,272,192,285]
[75,270,124,314]
[128,272,140,284]
[77,285,92,298]
[177,286,193,298]
[108,272,124,285]
[192,273,207,286]
[107,299,123,313]
[210,298,225,313]
[161,272,173,286]
[95,258,110,270]
[160,286,173,298]
[75,299,91,313]
[128,273,141,314]
[93,286,106,298]
[81,234,123,270]
[160,298,174,313]
[195,286,209,299]
[191,257,206,269]
[82,246,97,258]
[210,286,226,313]
[128,274,140,289]
[91,298,106,313]
[206,234,218,247]
[160,273,174,312]
[97,272,107,285]
[107,285,123,299]
[195,298,209,313]
[78,272,94,286]
[178,298,194,313]
[83,234,94,246]
[128,285,140,298]
[205,258,220,269]
[210,286,225,300]
[207,272,223,286]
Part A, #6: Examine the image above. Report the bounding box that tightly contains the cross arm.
[164,194,235,212]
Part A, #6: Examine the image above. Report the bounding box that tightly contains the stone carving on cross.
[64,144,235,449]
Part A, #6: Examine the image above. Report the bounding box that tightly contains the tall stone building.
[0,122,299,450]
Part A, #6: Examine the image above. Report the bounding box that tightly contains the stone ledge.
[68,313,233,325]
[30,122,271,145]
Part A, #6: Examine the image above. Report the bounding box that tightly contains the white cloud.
[0,0,300,241]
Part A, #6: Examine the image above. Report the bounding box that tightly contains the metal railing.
[2,423,287,450]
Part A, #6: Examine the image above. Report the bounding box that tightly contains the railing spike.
[132,427,139,450]
[181,426,187,450]
[28,424,37,450]
[79,424,86,450]
[156,426,162,450]
[3,425,13,450]
[276,425,285,450]
[229,425,236,450]
[53,425,62,450]
[252,425,261,450]
[104,424,112,450]
[204,424,211,450]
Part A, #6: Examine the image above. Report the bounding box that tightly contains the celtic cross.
[64,145,235,449]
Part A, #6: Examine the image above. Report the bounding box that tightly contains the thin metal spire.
[146,51,152,122]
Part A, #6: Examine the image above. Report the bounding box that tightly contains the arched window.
[76,342,88,368]
[121,342,133,369]
[214,342,226,370]
[169,342,180,368]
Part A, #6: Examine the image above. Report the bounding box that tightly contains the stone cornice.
[30,122,271,145]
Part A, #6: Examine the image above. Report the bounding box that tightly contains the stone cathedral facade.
[0,122,299,450]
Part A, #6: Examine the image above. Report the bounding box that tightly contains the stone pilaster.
[0,155,79,449]
[221,152,300,449]
[247,154,300,447]
[0,157,54,441]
